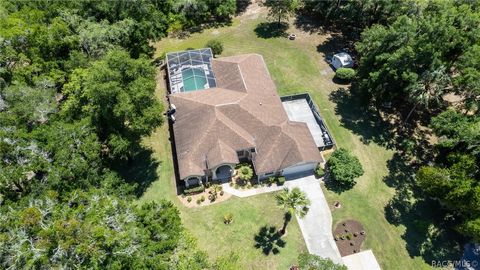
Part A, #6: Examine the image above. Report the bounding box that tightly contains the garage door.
[281,162,317,177]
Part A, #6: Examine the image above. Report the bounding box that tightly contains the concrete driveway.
[286,175,343,264]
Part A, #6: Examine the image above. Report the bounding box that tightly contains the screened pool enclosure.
[166,48,217,93]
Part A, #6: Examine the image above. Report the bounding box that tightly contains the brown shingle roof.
[207,140,239,169]
[169,54,323,180]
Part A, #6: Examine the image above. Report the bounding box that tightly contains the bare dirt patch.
[333,219,366,256]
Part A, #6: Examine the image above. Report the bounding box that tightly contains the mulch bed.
[333,219,366,256]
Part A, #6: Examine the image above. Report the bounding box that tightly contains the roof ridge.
[214,107,255,146]
[213,54,256,64]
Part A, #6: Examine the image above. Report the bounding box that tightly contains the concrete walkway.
[222,181,285,197]
[223,175,342,264]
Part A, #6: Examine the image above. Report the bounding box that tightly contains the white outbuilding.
[331,52,354,70]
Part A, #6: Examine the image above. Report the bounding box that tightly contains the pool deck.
[282,99,326,147]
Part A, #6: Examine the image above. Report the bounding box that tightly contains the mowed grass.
[141,9,432,270]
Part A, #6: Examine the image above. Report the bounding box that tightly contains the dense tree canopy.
[415,110,480,241]
[62,49,163,159]
[355,1,480,115]
[301,0,416,31]
[0,190,209,269]
[0,0,238,267]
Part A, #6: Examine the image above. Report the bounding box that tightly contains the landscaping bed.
[179,184,232,207]
[333,219,366,256]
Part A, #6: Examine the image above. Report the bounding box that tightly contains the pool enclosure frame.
[280,93,336,151]
[165,48,217,93]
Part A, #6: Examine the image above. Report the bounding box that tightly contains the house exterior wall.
[185,176,203,187]
[281,162,318,177]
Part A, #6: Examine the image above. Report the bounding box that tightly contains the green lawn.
[140,9,432,270]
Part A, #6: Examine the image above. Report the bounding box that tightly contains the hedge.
[184,185,205,195]
[335,68,356,80]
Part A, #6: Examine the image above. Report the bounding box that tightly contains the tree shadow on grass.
[323,173,354,194]
[383,153,464,264]
[254,226,286,255]
[254,22,289,39]
[236,0,252,15]
[329,87,437,162]
[113,147,160,198]
[329,87,395,148]
[316,32,356,63]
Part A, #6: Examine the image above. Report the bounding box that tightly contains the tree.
[326,148,364,188]
[0,128,51,198]
[404,66,450,122]
[275,187,310,234]
[206,39,224,56]
[0,189,209,269]
[61,49,163,160]
[301,0,416,30]
[207,0,236,20]
[454,45,480,110]
[297,253,347,270]
[430,109,480,155]
[264,0,299,27]
[355,2,480,117]
[0,82,57,126]
[237,164,253,181]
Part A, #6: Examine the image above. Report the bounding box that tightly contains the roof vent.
[259,102,262,106]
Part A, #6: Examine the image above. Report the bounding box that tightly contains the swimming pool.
[182,68,208,92]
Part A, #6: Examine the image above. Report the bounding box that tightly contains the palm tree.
[405,66,451,123]
[275,187,310,234]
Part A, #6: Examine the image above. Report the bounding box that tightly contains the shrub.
[237,165,253,181]
[277,176,286,186]
[184,185,205,195]
[327,148,364,188]
[196,198,202,205]
[298,253,347,270]
[220,190,224,196]
[206,39,224,56]
[267,176,276,186]
[335,68,356,81]
[223,213,233,224]
[200,195,205,202]
[187,196,192,203]
[315,166,325,177]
